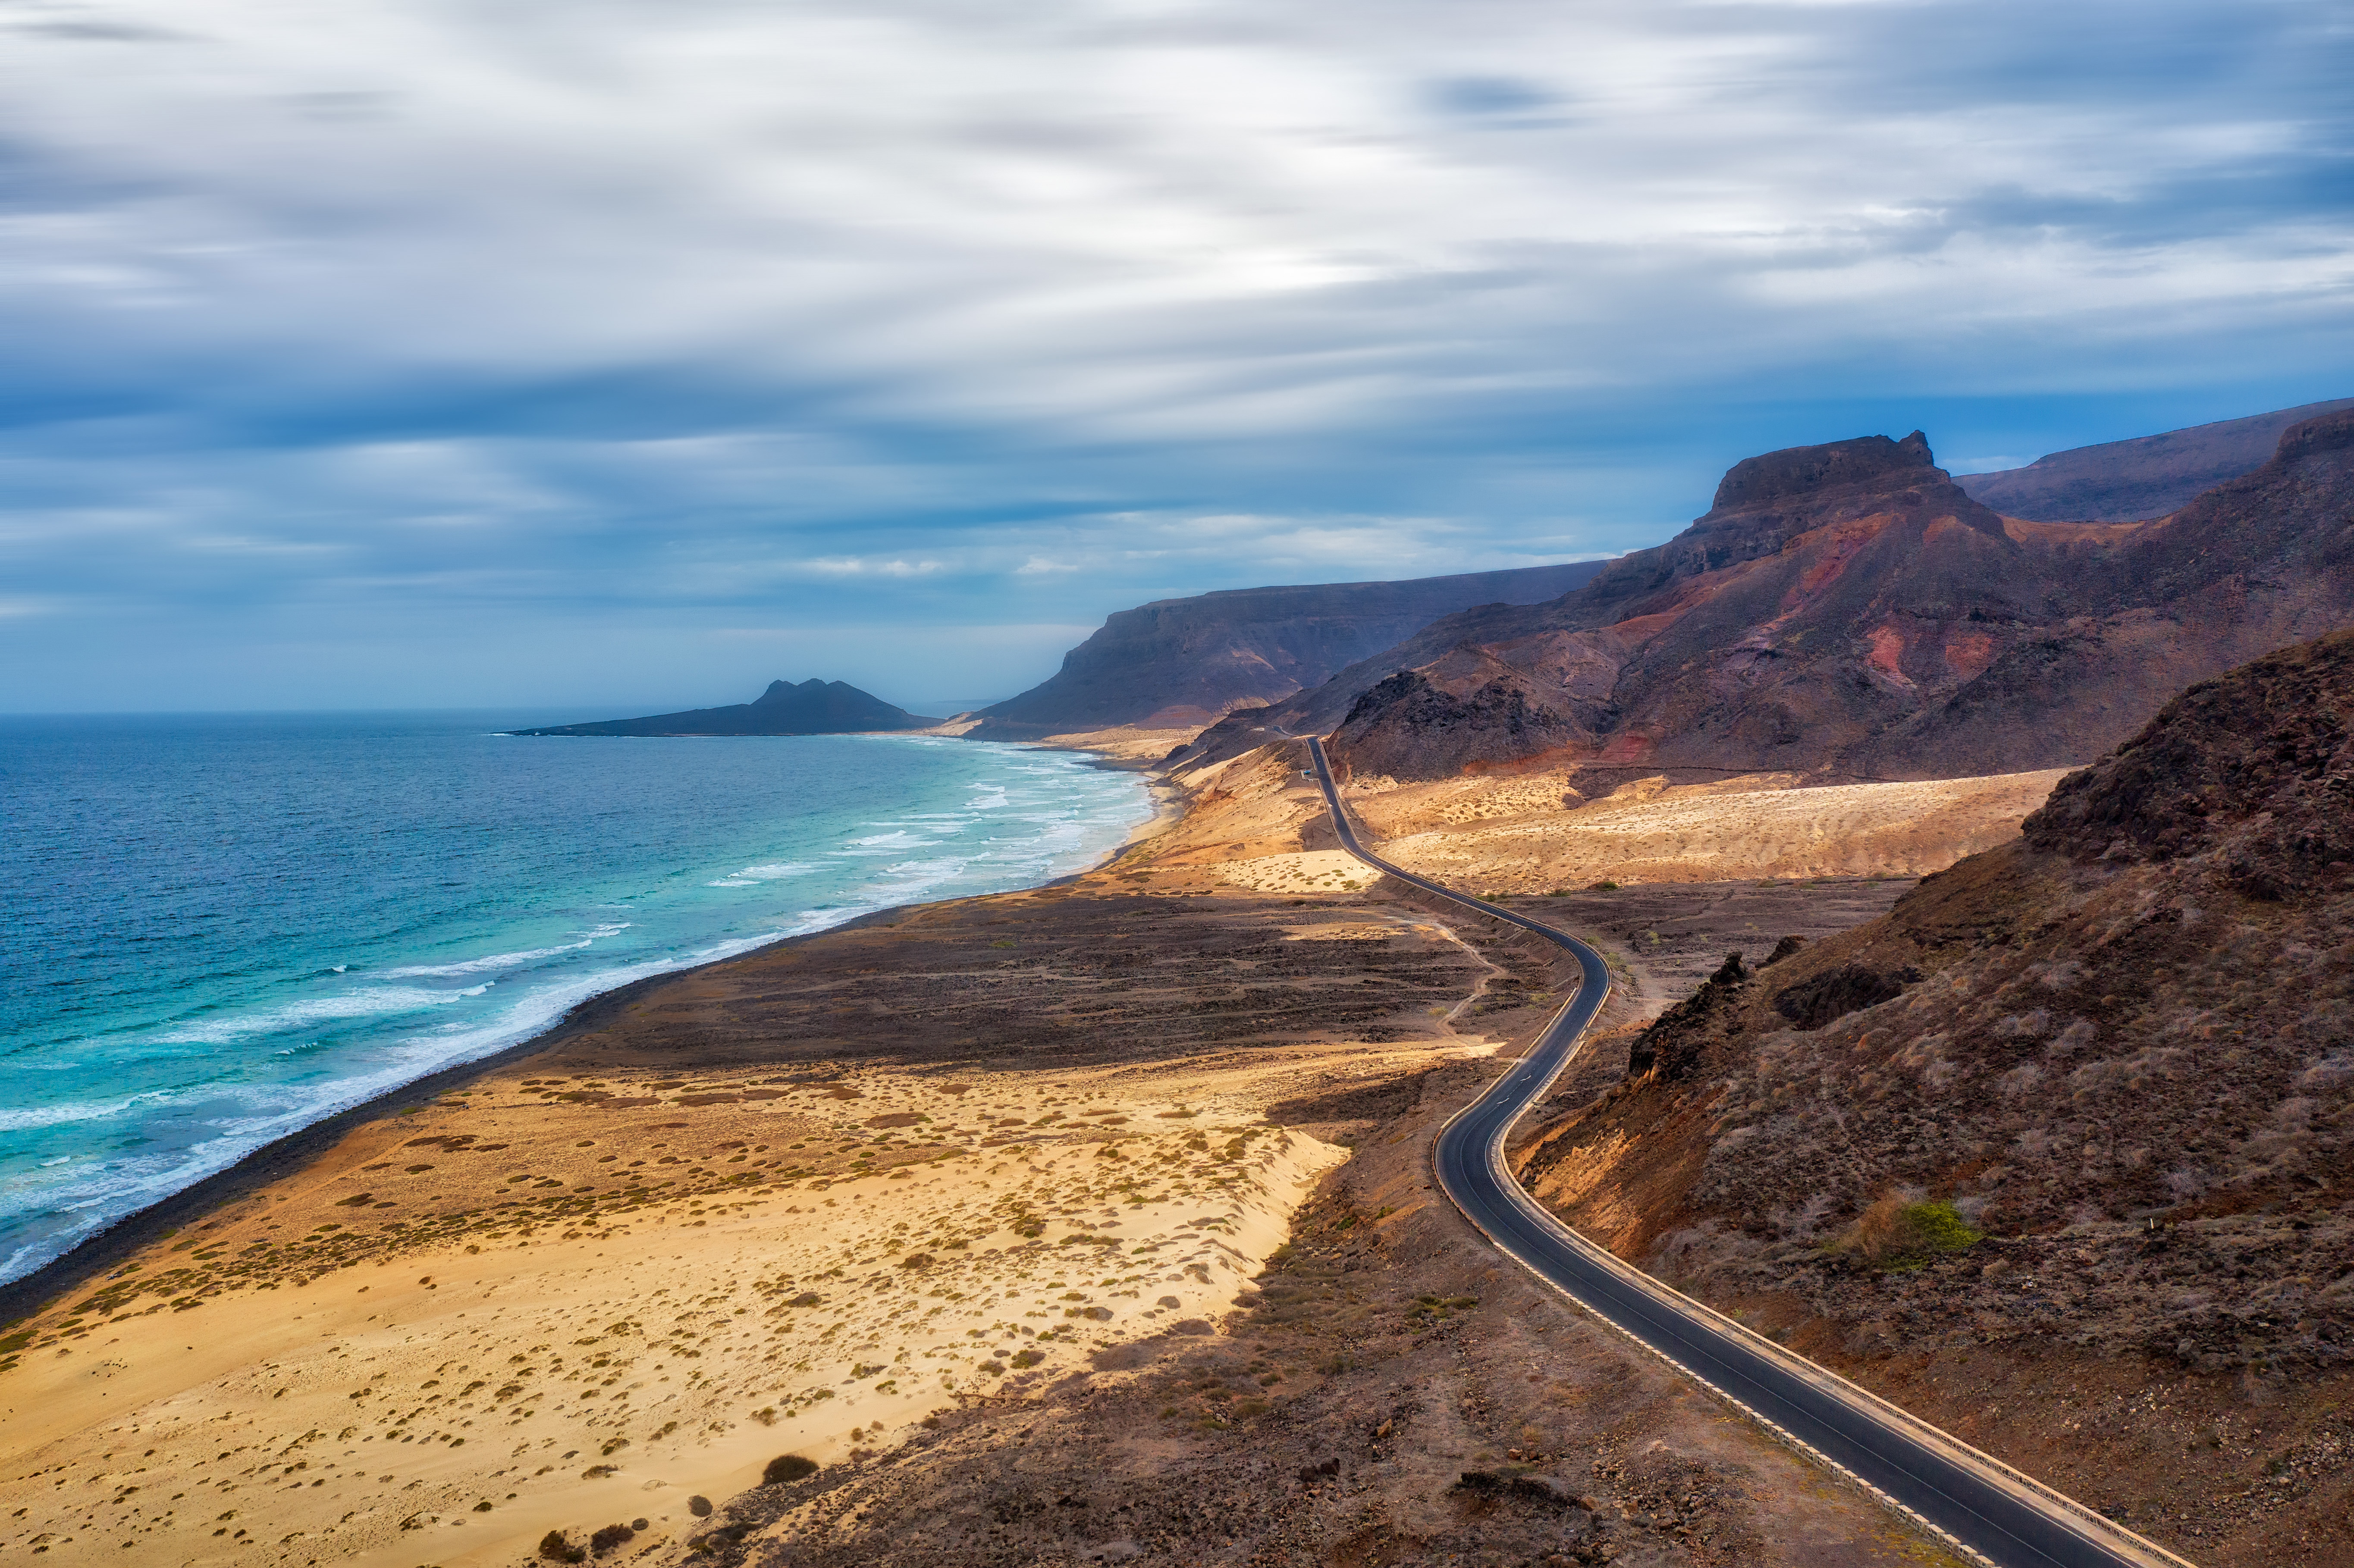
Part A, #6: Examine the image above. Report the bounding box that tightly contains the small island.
[509,677,939,737]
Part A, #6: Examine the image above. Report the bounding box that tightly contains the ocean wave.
[0,735,1155,1288]
[380,939,590,977]
[846,829,937,848]
[0,1091,179,1133]
[155,984,488,1044]
[707,859,817,888]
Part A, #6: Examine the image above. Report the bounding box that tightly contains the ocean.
[0,713,1153,1287]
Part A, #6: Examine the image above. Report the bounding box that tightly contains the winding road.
[1301,737,2191,1568]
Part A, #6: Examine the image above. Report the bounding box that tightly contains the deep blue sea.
[0,713,1152,1286]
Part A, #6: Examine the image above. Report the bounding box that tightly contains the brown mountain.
[1955,395,2354,522]
[1509,631,2354,1561]
[1218,408,2354,783]
[966,561,1606,737]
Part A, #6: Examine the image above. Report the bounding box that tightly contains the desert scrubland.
[1340,767,2070,894]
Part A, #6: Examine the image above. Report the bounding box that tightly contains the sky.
[3,0,2349,715]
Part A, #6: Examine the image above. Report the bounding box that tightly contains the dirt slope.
[1513,629,2354,1566]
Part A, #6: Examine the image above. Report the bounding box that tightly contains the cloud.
[803,557,948,579]
[0,0,2348,708]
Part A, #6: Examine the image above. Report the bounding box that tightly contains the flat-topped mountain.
[1198,407,2354,784]
[968,561,1607,737]
[1956,395,2354,521]
[511,679,937,737]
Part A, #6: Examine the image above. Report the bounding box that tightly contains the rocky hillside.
[967,561,1605,737]
[1957,395,2354,522]
[1245,407,2354,784]
[1507,632,2354,1562]
[512,678,936,736]
[1520,625,2353,1371]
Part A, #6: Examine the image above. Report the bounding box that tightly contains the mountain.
[1955,395,2354,522]
[1198,407,2354,784]
[511,679,938,737]
[1516,625,2354,1377]
[967,561,1609,737]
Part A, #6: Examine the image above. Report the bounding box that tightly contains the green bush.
[1836,1195,1982,1268]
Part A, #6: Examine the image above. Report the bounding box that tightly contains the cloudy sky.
[3,0,2348,713]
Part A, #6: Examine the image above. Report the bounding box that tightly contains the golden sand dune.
[1350,767,2069,891]
[2,1008,1548,1568]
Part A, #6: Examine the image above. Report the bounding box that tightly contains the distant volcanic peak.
[2276,405,2354,464]
[759,677,852,702]
[512,678,936,737]
[1709,430,1937,514]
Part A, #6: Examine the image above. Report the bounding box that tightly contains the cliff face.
[1956,395,2354,522]
[1294,408,2354,783]
[968,561,1605,737]
[512,679,936,737]
[1516,629,2354,1374]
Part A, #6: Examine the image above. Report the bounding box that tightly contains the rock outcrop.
[511,679,937,737]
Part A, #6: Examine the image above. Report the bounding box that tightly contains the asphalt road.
[1301,738,2188,1568]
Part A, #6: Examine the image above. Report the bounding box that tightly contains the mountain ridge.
[1955,395,2354,522]
[1191,406,2354,787]
[968,561,1609,737]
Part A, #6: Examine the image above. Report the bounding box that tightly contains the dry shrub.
[1836,1195,1982,1268]
[763,1453,819,1485]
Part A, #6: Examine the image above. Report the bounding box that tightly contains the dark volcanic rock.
[968,561,1606,737]
[1328,669,1582,781]
[1769,962,1915,1031]
[2022,628,2354,875]
[1956,395,2354,522]
[1624,950,1747,1084]
[512,678,936,737]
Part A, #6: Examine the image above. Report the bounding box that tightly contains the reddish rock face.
[1307,409,2354,784]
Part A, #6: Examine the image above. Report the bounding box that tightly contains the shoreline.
[0,734,1180,1329]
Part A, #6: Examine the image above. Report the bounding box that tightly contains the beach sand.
[2,1050,1445,1565]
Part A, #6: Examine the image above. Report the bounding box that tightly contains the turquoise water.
[0,714,1152,1286]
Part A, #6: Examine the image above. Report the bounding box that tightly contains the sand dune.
[1,1029,1533,1566]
